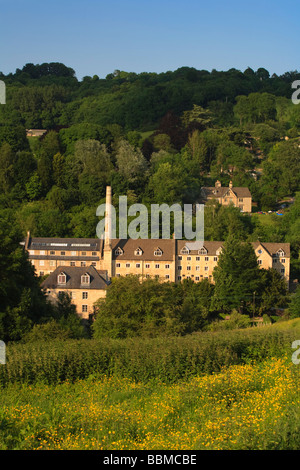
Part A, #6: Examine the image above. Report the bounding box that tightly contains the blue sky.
[0,0,299,80]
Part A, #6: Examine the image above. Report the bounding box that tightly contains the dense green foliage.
[1,319,300,386]
[0,62,299,339]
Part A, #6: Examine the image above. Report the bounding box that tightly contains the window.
[187,266,191,271]
[213,257,218,262]
[178,265,182,271]
[187,256,191,261]
[82,292,88,299]
[57,272,66,284]
[115,247,123,256]
[154,248,162,256]
[116,274,120,277]
[70,292,76,299]
[116,263,121,268]
[273,259,278,263]
[60,251,65,256]
[281,268,285,274]
[239,198,243,202]
[81,274,90,285]
[39,271,44,276]
[39,260,45,266]
[81,261,86,267]
[82,305,88,313]
[134,248,143,256]
[92,251,97,256]
[71,251,77,256]
[70,261,75,266]
[178,276,182,281]
[196,266,200,271]
[155,275,159,279]
[165,264,170,269]
[81,251,86,256]
[281,259,285,263]
[195,276,200,281]
[181,247,189,255]
[258,259,262,265]
[50,250,55,255]
[258,249,263,254]
[165,274,170,279]
[205,256,209,261]
[50,260,55,267]
[204,266,209,271]
[178,256,182,261]
[277,249,285,257]
[91,262,97,267]
[198,247,207,255]
[145,264,150,269]
[155,264,160,269]
[136,263,141,268]
[126,263,131,268]
[196,256,200,261]
[40,250,45,255]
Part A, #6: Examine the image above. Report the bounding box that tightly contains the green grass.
[1,355,300,450]
[1,319,300,450]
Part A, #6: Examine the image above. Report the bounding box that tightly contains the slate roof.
[201,186,252,199]
[252,241,290,258]
[41,265,109,290]
[111,238,176,261]
[27,237,102,251]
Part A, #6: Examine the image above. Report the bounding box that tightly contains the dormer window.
[57,272,66,285]
[216,247,222,256]
[81,273,90,285]
[135,248,143,256]
[115,247,123,256]
[154,248,163,256]
[277,249,285,257]
[198,247,207,255]
[180,246,190,255]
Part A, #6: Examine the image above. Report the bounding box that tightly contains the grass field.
[1,320,300,450]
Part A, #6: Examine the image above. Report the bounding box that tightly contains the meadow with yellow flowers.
[1,320,300,450]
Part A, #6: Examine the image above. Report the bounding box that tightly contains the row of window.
[116,262,171,269]
[115,247,221,257]
[57,273,90,285]
[58,291,89,299]
[30,250,98,256]
[115,273,213,281]
[115,258,218,268]
[35,260,97,267]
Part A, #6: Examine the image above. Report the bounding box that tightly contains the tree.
[93,276,184,339]
[0,212,52,342]
[212,235,262,314]
[257,268,289,316]
[289,287,300,319]
[0,143,16,193]
[115,140,148,185]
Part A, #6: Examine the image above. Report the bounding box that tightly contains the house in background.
[201,180,252,212]
[41,265,109,320]
[26,129,47,137]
